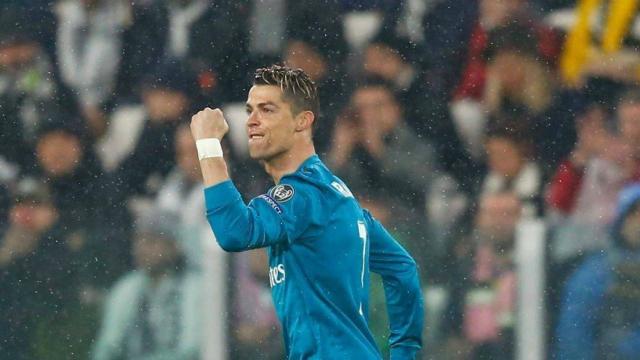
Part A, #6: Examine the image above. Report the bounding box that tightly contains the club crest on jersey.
[271,184,294,202]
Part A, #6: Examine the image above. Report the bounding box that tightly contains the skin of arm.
[190,107,231,187]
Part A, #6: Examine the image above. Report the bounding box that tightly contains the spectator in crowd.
[0,5,68,172]
[55,0,131,137]
[555,183,640,359]
[34,118,131,286]
[452,17,571,170]
[481,115,544,218]
[442,192,523,360]
[0,179,87,359]
[482,22,574,167]
[35,119,101,223]
[327,78,438,215]
[545,104,611,214]
[547,90,640,265]
[92,212,201,360]
[363,31,474,185]
[453,0,557,102]
[362,31,424,124]
[420,0,556,120]
[114,61,198,196]
[230,249,284,360]
[483,24,555,119]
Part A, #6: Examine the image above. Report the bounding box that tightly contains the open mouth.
[249,134,264,141]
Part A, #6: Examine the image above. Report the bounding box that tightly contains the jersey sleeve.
[203,178,318,252]
[364,209,424,359]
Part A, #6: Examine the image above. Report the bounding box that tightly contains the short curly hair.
[253,65,320,118]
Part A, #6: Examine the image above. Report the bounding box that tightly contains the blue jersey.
[204,155,424,359]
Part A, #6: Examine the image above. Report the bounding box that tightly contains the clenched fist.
[190,107,229,140]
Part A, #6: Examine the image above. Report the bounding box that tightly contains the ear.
[294,111,315,132]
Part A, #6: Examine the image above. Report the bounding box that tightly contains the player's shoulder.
[266,155,360,211]
[268,174,320,206]
[276,155,334,195]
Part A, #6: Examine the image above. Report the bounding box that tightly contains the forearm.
[193,108,281,250]
[191,107,231,187]
[200,157,230,187]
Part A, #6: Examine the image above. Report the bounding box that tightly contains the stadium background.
[1,0,640,359]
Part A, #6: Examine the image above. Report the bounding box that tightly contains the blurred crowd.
[2,0,640,359]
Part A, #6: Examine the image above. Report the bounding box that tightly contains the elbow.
[390,256,421,293]
[207,211,249,252]
[403,256,419,278]
[402,257,422,295]
[214,232,246,252]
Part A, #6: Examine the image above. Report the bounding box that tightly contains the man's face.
[36,131,83,177]
[618,102,640,145]
[476,193,522,244]
[485,137,525,178]
[352,86,400,135]
[245,85,299,161]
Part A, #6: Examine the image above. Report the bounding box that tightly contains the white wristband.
[196,138,223,160]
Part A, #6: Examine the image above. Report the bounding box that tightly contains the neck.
[264,141,316,184]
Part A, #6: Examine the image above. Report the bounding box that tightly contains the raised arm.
[191,108,312,252]
[191,108,278,251]
[364,210,424,359]
[204,180,293,252]
[190,107,231,188]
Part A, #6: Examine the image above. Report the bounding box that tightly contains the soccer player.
[190,65,424,359]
